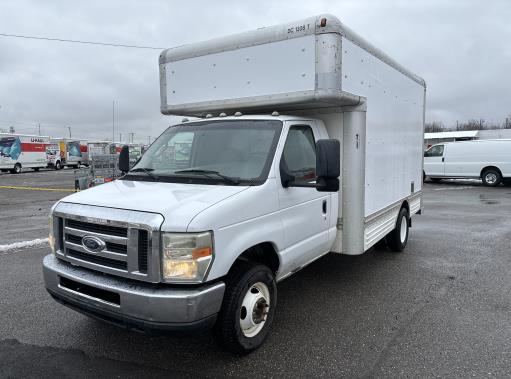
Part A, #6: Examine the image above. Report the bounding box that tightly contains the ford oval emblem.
[81,235,106,253]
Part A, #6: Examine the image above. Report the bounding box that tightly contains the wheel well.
[232,243,280,275]
[480,166,502,178]
[401,200,410,215]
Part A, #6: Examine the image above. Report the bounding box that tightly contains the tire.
[12,163,22,174]
[386,207,410,252]
[481,168,502,187]
[214,262,277,355]
[33,167,40,172]
[55,161,62,170]
[430,178,442,183]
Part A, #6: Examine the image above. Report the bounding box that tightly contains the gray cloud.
[0,0,510,142]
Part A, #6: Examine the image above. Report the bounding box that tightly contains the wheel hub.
[486,173,497,184]
[240,282,270,337]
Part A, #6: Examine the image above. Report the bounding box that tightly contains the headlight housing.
[161,232,214,283]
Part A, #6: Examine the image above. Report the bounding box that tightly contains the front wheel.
[11,163,22,174]
[55,161,62,170]
[214,262,277,354]
[386,207,410,252]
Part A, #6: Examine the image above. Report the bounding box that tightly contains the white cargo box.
[159,14,425,116]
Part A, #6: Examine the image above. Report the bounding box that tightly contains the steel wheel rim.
[400,216,407,243]
[485,173,497,184]
[240,282,270,338]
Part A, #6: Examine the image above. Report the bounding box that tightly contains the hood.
[61,180,249,231]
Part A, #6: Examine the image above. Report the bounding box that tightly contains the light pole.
[67,126,72,138]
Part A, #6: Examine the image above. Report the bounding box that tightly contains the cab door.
[277,122,331,273]
[424,144,445,177]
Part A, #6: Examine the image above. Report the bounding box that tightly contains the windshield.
[127,120,282,185]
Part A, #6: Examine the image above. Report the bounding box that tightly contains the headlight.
[48,214,56,254]
[161,232,213,283]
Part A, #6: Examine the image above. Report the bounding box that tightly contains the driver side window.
[281,125,316,183]
[424,144,444,157]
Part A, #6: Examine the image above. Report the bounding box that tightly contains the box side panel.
[341,37,425,216]
[164,35,316,106]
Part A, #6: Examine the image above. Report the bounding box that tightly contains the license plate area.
[59,276,120,306]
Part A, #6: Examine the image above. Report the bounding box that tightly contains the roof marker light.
[271,111,280,116]
[205,114,213,118]
[234,112,242,117]
[219,112,227,117]
[181,118,189,123]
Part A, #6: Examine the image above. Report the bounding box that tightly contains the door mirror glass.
[118,145,130,173]
[315,139,340,192]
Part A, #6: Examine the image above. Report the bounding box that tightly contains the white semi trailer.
[43,15,426,354]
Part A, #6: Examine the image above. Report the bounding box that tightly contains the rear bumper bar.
[42,254,225,333]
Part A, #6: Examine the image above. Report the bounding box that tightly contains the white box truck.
[43,15,426,353]
[50,138,84,168]
[424,139,511,186]
[0,133,50,173]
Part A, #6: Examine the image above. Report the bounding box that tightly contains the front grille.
[67,249,127,270]
[65,219,127,237]
[65,233,128,255]
[54,203,162,283]
[138,230,149,273]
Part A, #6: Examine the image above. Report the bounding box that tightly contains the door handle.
[442,157,445,162]
[322,200,327,214]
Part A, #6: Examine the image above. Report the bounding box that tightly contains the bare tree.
[424,121,445,133]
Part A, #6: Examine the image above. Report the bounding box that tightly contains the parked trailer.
[0,133,50,173]
[424,139,511,186]
[43,15,426,353]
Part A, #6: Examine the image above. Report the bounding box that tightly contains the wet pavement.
[1,172,510,377]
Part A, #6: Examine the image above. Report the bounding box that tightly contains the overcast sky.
[0,0,510,142]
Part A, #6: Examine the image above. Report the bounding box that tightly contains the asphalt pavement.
[0,172,510,378]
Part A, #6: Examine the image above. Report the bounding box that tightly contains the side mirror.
[316,139,340,192]
[118,145,130,173]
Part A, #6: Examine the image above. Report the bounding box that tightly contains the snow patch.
[0,238,49,253]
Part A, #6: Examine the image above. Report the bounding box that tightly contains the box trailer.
[43,14,426,354]
[424,139,511,186]
[0,133,50,173]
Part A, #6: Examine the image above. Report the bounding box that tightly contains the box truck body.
[424,139,511,186]
[51,138,84,168]
[43,15,426,353]
[0,133,50,173]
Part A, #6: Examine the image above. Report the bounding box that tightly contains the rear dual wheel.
[386,207,410,252]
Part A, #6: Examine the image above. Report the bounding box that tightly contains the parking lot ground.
[0,168,75,245]
[1,174,510,377]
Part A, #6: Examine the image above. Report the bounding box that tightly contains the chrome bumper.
[43,254,225,332]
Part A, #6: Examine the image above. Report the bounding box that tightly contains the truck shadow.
[72,248,414,371]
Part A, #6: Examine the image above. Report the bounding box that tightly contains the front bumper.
[42,254,225,333]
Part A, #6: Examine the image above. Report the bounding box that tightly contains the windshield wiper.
[128,167,159,180]
[174,169,240,185]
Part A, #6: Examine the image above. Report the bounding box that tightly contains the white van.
[423,140,511,186]
[43,14,426,354]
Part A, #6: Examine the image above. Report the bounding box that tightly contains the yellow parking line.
[0,185,75,192]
